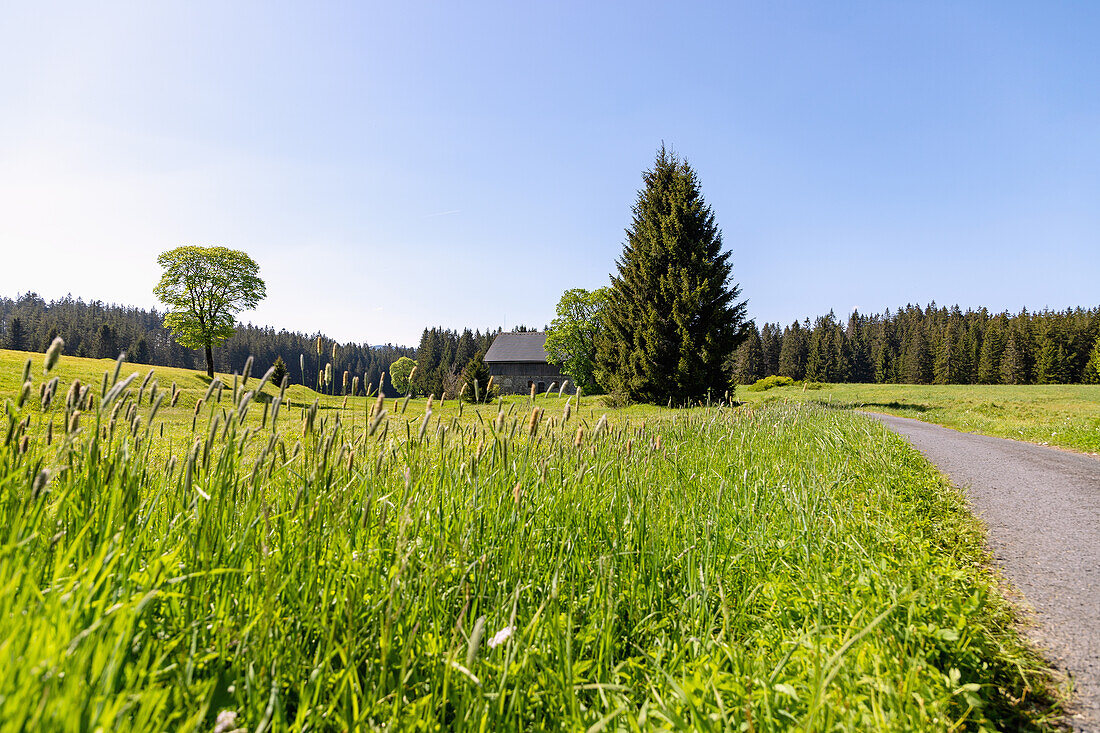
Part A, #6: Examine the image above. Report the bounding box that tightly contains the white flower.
[487,626,514,649]
[213,710,239,733]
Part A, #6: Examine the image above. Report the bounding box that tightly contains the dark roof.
[484,332,549,363]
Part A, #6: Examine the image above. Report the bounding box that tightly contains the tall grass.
[0,352,1059,730]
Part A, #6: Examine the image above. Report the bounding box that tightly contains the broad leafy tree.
[154,246,266,377]
[545,287,610,394]
[596,147,749,403]
[390,356,417,395]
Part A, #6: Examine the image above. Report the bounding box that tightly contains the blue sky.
[1,2,1097,345]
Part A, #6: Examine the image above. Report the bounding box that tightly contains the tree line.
[730,304,1100,385]
[0,292,415,395]
[407,327,502,398]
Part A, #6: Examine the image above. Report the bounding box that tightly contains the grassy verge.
[740,382,1100,454]
[0,349,1063,729]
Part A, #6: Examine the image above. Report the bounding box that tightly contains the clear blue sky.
[2,2,1097,345]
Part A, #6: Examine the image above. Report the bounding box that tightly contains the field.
[740,382,1100,454]
[0,348,1063,730]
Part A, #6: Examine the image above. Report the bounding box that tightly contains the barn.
[483,332,563,394]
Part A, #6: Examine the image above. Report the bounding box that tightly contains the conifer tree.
[461,350,492,402]
[760,323,781,377]
[977,325,1004,384]
[93,323,117,359]
[902,326,931,384]
[731,327,764,384]
[1083,336,1100,384]
[1035,320,1067,384]
[804,328,828,382]
[778,321,807,380]
[828,324,851,382]
[6,316,26,351]
[846,311,870,382]
[933,320,961,384]
[271,355,288,387]
[596,146,749,403]
[1000,331,1028,384]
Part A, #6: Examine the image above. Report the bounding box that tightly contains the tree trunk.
[205,343,214,378]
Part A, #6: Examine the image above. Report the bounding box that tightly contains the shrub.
[745,375,795,392]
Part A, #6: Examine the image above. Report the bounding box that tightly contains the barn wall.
[487,361,564,394]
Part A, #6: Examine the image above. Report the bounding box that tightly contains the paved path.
[867,413,1100,731]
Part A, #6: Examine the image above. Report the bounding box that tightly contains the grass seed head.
[574,425,584,447]
[527,407,542,438]
[43,336,64,373]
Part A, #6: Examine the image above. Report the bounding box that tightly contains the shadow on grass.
[809,400,934,414]
[860,401,933,413]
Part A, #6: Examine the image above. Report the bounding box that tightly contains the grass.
[739,381,1100,454]
[0,347,1064,730]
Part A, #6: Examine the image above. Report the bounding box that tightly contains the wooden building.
[483,332,563,394]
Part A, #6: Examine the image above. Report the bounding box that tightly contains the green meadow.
[0,348,1063,730]
[739,381,1100,454]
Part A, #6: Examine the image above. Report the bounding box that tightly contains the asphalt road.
[867,413,1100,731]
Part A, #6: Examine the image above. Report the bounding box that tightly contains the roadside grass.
[740,382,1100,454]
[0,347,1064,729]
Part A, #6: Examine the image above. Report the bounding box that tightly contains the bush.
[600,392,631,409]
[745,375,795,392]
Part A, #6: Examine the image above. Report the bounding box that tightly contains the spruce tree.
[461,350,492,402]
[903,327,931,384]
[1000,331,1027,384]
[778,321,807,380]
[596,146,749,403]
[933,320,960,384]
[271,355,288,387]
[760,323,781,377]
[1083,336,1100,384]
[828,324,851,382]
[6,316,26,351]
[732,327,764,384]
[1035,320,1067,384]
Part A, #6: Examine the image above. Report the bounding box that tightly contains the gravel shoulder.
[866,412,1100,730]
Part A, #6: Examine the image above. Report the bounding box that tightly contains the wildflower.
[487,626,514,649]
[213,710,242,733]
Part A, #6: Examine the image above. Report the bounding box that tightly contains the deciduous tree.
[545,287,610,394]
[389,356,416,395]
[154,246,266,377]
